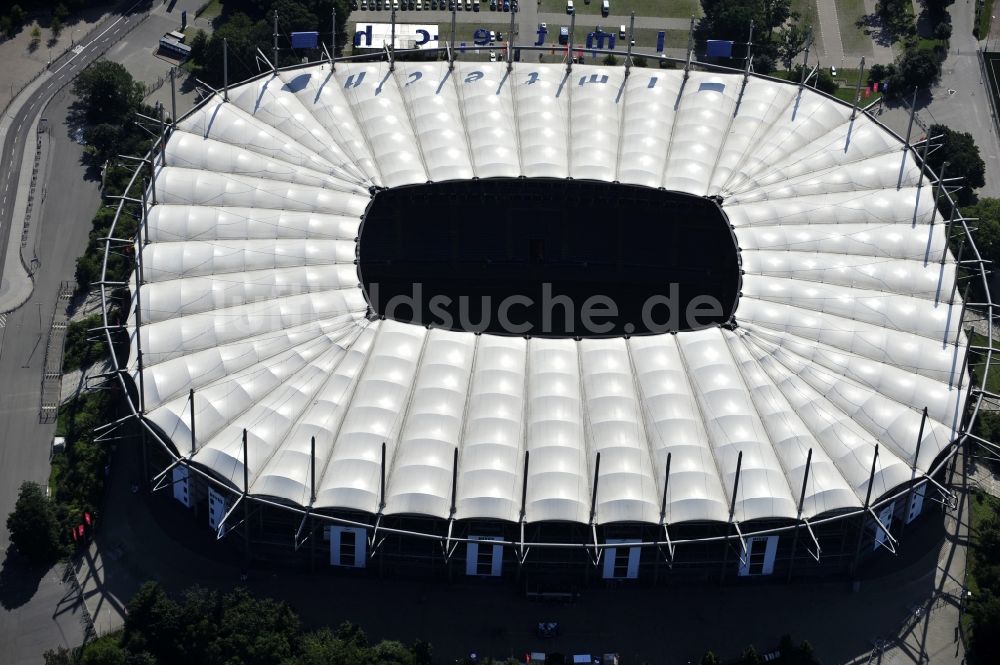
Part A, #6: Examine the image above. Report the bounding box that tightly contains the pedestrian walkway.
[863,0,895,63]
[815,0,845,65]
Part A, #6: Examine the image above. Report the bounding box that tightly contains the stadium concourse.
[100,54,987,584]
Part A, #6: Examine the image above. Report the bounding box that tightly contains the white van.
[601,0,609,16]
[619,24,626,38]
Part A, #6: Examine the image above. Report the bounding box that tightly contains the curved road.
[0,8,148,292]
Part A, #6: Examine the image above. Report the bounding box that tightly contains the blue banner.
[706,39,734,58]
[291,31,319,49]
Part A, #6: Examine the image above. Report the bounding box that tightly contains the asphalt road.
[0,2,200,662]
[0,8,150,298]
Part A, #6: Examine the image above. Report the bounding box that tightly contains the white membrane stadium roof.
[128,61,969,527]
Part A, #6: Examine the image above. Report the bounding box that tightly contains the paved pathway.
[815,0,845,66]
[863,0,895,63]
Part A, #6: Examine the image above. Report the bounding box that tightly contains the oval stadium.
[99,49,992,584]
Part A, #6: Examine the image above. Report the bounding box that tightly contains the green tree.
[700,652,722,665]
[72,61,144,125]
[788,63,837,94]
[926,123,986,205]
[602,53,618,66]
[6,481,64,563]
[971,590,1000,662]
[701,0,791,41]
[42,647,73,665]
[890,48,942,94]
[51,16,62,38]
[776,22,809,69]
[122,582,183,661]
[739,645,763,665]
[79,636,126,665]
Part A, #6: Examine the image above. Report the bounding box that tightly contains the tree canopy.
[6,481,64,563]
[71,61,145,125]
[700,0,792,41]
[926,123,986,206]
[188,0,352,89]
[68,582,436,665]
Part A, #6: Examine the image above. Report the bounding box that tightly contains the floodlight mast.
[850,56,866,121]
[449,3,457,69]
[684,15,695,78]
[331,6,336,69]
[786,447,813,581]
[624,12,635,76]
[169,67,177,123]
[898,87,919,189]
[799,32,811,90]
[566,9,576,73]
[508,0,516,71]
[223,38,229,101]
[390,2,396,70]
[272,10,279,74]
[719,450,743,583]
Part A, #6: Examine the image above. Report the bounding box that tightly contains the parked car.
[566,0,574,14]
[351,0,359,9]
[559,25,569,44]
[490,0,497,9]
[361,0,368,9]
[490,50,497,61]
[416,0,423,9]
[474,0,481,10]
[619,24,626,38]
[601,0,609,16]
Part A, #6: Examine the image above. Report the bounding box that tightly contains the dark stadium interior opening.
[358,179,741,338]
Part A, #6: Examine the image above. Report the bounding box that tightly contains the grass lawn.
[790,0,824,56]
[834,0,874,56]
[963,489,1000,645]
[540,0,701,18]
[969,331,1000,395]
[195,0,224,19]
[977,0,995,39]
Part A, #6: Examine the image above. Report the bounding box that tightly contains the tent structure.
[101,57,990,569]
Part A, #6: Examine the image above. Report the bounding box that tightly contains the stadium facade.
[99,49,993,585]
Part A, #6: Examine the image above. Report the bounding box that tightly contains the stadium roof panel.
[127,60,969,528]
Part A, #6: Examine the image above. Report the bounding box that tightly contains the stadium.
[98,43,994,585]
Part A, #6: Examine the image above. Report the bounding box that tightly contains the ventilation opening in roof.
[358,178,741,338]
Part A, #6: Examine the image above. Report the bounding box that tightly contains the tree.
[701,0,791,41]
[926,123,986,205]
[934,20,952,40]
[971,590,1000,662]
[51,16,62,38]
[739,645,763,665]
[6,481,64,563]
[700,652,722,665]
[30,24,41,46]
[42,647,73,665]
[776,22,809,69]
[72,61,144,125]
[753,52,775,75]
[602,52,618,66]
[79,636,126,665]
[889,48,942,94]
[788,63,837,94]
